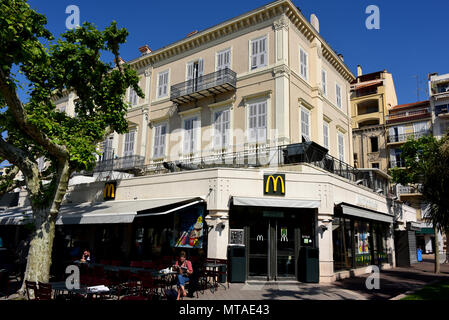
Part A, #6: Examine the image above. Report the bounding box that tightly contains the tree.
[390,134,449,273]
[0,0,143,293]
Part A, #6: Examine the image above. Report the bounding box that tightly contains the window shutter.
[214,112,222,148]
[223,109,230,147]
[153,125,160,158]
[163,72,168,96]
[184,119,192,154]
[251,40,258,69]
[198,59,204,76]
[249,104,257,141]
[259,38,266,67]
[258,102,267,142]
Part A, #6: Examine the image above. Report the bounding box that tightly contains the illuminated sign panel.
[103,182,117,201]
[263,174,285,196]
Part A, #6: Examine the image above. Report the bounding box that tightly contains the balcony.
[386,108,431,124]
[435,104,449,118]
[397,184,423,196]
[387,130,430,144]
[390,160,406,168]
[93,155,145,173]
[170,68,237,104]
[142,142,390,195]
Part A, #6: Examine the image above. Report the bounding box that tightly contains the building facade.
[0,0,409,283]
[350,68,398,172]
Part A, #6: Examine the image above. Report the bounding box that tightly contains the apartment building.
[1,0,408,283]
[429,72,449,138]
[350,67,398,172]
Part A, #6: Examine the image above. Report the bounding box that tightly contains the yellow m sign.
[104,182,116,200]
[264,174,285,196]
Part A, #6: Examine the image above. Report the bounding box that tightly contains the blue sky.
[25,0,449,105]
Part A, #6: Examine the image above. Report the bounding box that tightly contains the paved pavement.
[186,257,449,300]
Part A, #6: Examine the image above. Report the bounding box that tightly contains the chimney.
[114,57,125,66]
[310,14,319,32]
[357,65,363,77]
[337,54,344,62]
[139,45,152,56]
[186,30,198,38]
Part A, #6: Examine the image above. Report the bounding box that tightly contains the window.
[186,59,204,92]
[336,84,342,108]
[214,109,230,149]
[157,70,169,98]
[371,163,380,169]
[153,123,167,159]
[338,132,345,161]
[183,117,198,154]
[128,87,138,106]
[123,129,135,157]
[300,47,308,80]
[301,107,310,141]
[370,136,379,152]
[217,49,231,71]
[101,135,114,161]
[248,101,267,143]
[250,36,267,70]
[321,69,327,95]
[413,121,428,134]
[323,121,329,149]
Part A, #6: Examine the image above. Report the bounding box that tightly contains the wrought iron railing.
[387,130,430,143]
[142,142,388,191]
[170,68,237,101]
[93,155,145,172]
[385,108,430,121]
[398,184,423,195]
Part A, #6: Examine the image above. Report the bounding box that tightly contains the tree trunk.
[445,232,449,264]
[434,226,440,274]
[18,208,56,297]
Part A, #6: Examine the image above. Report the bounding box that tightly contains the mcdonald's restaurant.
[0,164,397,283]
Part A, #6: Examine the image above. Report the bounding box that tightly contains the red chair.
[37,282,53,300]
[130,261,143,268]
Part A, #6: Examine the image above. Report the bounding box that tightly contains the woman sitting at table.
[80,249,91,263]
[173,251,193,300]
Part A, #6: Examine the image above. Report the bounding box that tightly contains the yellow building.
[350,68,398,172]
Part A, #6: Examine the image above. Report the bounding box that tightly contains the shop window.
[354,220,372,267]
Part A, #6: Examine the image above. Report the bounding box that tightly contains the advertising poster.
[174,205,204,248]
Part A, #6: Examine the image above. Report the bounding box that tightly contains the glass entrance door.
[276,223,296,279]
[248,220,269,279]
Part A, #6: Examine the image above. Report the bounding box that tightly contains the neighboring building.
[429,72,449,138]
[350,67,398,172]
[1,0,406,283]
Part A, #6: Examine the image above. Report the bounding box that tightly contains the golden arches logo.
[104,183,116,200]
[265,175,285,194]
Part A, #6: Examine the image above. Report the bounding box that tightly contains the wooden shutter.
[257,102,267,142]
[249,103,257,141]
[259,38,266,67]
[251,40,258,69]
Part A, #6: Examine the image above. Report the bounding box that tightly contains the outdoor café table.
[49,281,88,299]
[152,270,178,292]
[203,263,227,292]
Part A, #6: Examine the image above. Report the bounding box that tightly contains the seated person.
[80,249,91,263]
[173,251,193,300]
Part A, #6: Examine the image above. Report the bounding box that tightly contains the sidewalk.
[187,259,449,300]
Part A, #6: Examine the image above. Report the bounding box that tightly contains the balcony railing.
[170,68,237,104]
[435,104,449,117]
[93,155,145,172]
[398,184,423,196]
[387,130,430,143]
[386,108,430,122]
[390,160,406,168]
[142,142,389,194]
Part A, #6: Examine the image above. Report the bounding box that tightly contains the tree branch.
[0,137,40,197]
[0,68,69,161]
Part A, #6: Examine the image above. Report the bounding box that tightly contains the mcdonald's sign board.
[104,182,117,201]
[264,174,285,196]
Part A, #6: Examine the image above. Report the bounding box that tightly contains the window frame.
[337,131,345,162]
[300,106,311,141]
[299,46,309,81]
[157,69,170,99]
[336,83,342,108]
[123,128,136,157]
[323,121,329,150]
[247,99,268,143]
[212,106,231,150]
[249,35,268,71]
[321,69,327,96]
[152,122,168,159]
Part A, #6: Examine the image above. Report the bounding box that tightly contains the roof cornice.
[127,0,355,83]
